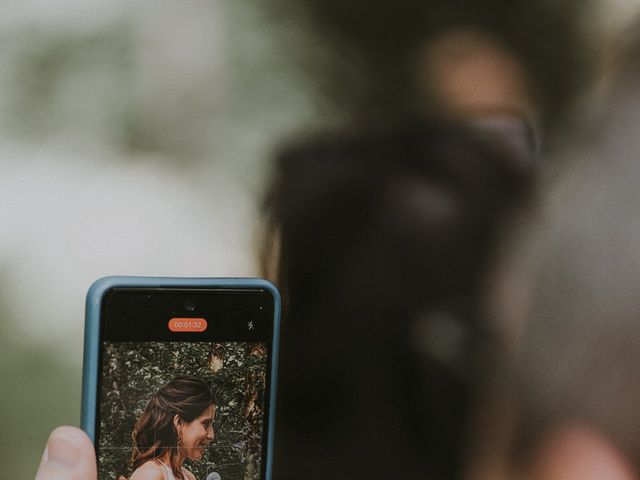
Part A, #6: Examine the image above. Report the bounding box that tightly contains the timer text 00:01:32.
[168,318,208,332]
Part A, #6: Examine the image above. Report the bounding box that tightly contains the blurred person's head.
[262,116,532,480]
[418,29,534,122]
[489,25,640,480]
[267,0,597,137]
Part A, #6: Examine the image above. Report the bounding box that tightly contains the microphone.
[206,472,222,480]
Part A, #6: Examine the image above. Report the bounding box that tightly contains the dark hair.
[131,376,216,480]
[263,117,532,479]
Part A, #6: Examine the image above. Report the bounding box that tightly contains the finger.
[35,426,97,480]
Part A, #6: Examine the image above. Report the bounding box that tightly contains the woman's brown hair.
[131,376,216,480]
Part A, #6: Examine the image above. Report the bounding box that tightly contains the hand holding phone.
[81,277,280,480]
[35,427,97,480]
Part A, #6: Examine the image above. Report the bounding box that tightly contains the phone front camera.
[184,298,197,311]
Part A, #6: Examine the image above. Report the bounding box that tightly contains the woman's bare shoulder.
[183,469,197,480]
[129,461,166,480]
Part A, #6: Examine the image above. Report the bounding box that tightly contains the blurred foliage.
[0,3,313,478]
[98,342,267,480]
[0,295,81,479]
[2,27,130,145]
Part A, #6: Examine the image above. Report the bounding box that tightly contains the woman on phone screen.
[129,376,216,480]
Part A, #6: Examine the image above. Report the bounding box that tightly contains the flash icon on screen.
[248,321,254,330]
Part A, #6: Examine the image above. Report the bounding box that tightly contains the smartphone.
[81,277,280,480]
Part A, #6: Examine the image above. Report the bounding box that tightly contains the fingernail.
[46,430,82,468]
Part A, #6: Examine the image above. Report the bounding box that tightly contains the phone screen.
[94,287,275,480]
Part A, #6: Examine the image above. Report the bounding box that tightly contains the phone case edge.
[81,276,281,480]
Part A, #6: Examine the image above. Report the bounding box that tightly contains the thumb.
[35,426,97,480]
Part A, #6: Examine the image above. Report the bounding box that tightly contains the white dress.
[158,461,190,480]
[129,460,189,480]
[158,461,177,480]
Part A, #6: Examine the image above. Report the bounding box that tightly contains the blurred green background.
[0,2,338,477]
[0,0,638,478]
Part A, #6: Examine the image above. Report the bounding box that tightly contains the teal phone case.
[81,276,281,480]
